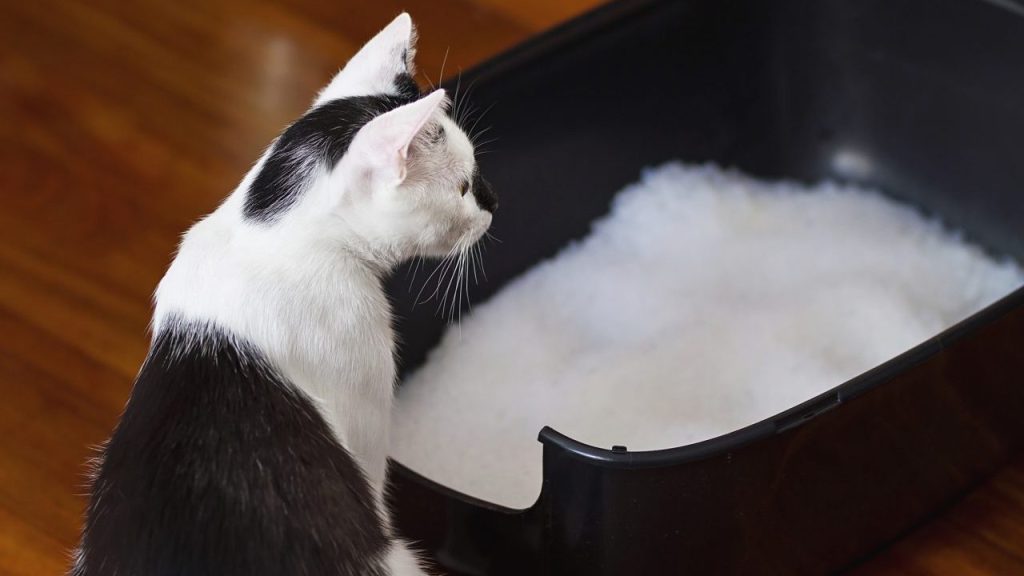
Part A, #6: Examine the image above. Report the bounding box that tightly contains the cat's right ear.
[345,89,447,188]
[315,13,417,105]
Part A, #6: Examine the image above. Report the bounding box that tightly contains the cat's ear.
[316,13,417,104]
[347,89,447,186]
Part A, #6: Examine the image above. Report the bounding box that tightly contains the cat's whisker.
[406,255,427,293]
[454,249,466,334]
[415,244,460,306]
[457,77,482,127]
[436,243,463,316]
[441,237,467,324]
[457,253,468,328]
[471,136,491,151]
[462,101,479,122]
[451,70,463,125]
[413,258,446,306]
[414,255,425,281]
[475,242,488,283]
[468,102,497,136]
[450,249,465,323]
[462,243,471,298]
[445,257,455,319]
[431,250,461,308]
[439,266,456,318]
[469,244,479,285]
[469,243,480,286]
[453,242,470,321]
[437,46,450,88]
[460,243,472,321]
[451,74,481,128]
[472,136,498,150]
[453,80,464,125]
[469,125,493,146]
[464,245,474,303]
[404,254,419,281]
[460,101,482,131]
[472,142,498,158]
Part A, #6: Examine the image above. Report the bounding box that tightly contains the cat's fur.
[73,13,494,576]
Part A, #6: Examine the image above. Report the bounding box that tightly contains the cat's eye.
[460,181,470,197]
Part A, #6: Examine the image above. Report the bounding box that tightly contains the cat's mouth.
[468,214,493,245]
[427,218,490,259]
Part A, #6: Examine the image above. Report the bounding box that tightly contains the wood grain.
[0,1,1021,574]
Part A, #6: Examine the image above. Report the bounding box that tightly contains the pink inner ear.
[351,89,446,186]
[393,89,447,171]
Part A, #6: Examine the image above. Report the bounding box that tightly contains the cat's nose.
[473,172,498,213]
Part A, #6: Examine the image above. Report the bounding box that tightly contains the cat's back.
[72,318,389,576]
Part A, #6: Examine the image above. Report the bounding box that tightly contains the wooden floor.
[0,1,1022,574]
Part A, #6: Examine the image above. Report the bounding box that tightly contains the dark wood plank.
[849,457,1024,575]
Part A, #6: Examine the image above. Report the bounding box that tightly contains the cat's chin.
[417,228,490,259]
[418,244,472,259]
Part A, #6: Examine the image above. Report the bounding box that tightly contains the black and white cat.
[73,13,495,576]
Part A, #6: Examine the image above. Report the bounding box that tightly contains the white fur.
[316,13,418,105]
[385,541,432,576]
[391,162,1024,509]
[153,14,490,575]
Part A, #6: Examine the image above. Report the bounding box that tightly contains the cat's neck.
[153,196,398,496]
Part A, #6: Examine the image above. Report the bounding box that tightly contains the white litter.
[390,162,1024,509]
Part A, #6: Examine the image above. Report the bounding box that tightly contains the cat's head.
[241,13,496,264]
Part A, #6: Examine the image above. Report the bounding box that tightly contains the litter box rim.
[536,285,1024,470]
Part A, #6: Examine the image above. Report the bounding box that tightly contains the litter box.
[384,0,1024,573]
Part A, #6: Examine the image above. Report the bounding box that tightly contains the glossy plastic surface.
[385,0,1024,573]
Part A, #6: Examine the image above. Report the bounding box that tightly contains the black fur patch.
[245,90,420,222]
[74,320,389,576]
[393,72,420,102]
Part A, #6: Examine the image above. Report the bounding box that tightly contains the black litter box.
[384,0,1024,574]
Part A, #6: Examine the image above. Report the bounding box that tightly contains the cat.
[72,13,496,576]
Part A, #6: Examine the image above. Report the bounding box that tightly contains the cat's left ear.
[316,13,417,104]
[348,89,447,186]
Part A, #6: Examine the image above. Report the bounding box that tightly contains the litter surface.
[391,162,1024,508]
